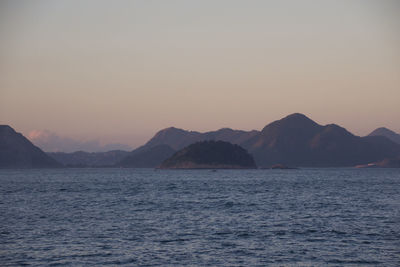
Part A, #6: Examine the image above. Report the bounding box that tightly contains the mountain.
[202,128,259,146]
[0,125,61,168]
[243,113,400,167]
[143,126,258,151]
[159,141,256,169]
[117,144,176,168]
[368,127,400,144]
[48,150,130,167]
[143,127,202,150]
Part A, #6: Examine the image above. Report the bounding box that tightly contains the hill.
[0,125,61,168]
[159,140,256,169]
[368,127,400,144]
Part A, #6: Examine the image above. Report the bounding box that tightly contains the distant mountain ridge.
[28,129,132,153]
[138,113,400,167]
[368,127,400,144]
[244,114,400,167]
[3,114,400,168]
[143,127,259,151]
[48,150,130,167]
[0,125,61,168]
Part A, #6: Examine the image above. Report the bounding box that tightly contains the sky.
[0,0,399,150]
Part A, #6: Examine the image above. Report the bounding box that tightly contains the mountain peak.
[261,113,320,133]
[0,125,16,134]
[285,112,309,119]
[282,113,318,124]
[145,127,201,150]
[159,126,184,133]
[0,125,61,168]
[156,127,200,135]
[369,127,397,136]
[369,127,400,144]
[164,126,181,131]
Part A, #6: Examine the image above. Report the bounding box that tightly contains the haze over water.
[1,168,399,266]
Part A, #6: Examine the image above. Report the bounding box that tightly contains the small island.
[159,140,257,169]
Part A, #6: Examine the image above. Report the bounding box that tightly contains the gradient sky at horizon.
[1,0,399,148]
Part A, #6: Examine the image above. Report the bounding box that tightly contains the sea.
[0,168,399,266]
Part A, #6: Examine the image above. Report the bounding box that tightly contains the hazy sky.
[1,0,399,148]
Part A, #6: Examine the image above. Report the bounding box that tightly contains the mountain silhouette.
[245,114,400,167]
[368,127,400,144]
[117,126,258,168]
[0,125,61,168]
[159,140,256,169]
[142,126,258,151]
[143,127,202,150]
[117,144,176,168]
[242,113,400,167]
[5,114,399,168]
[138,113,400,167]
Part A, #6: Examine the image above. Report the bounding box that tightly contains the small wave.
[214,231,232,236]
[330,229,347,235]
[102,257,138,265]
[327,259,382,265]
[159,238,188,244]
[274,230,286,236]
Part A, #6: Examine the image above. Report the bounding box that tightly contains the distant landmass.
[159,140,256,169]
[117,144,176,168]
[3,113,400,168]
[48,145,176,168]
[114,128,257,168]
[0,125,61,168]
[368,127,400,144]
[48,150,130,167]
[243,113,400,167]
[143,127,259,151]
[143,113,400,167]
[28,129,132,153]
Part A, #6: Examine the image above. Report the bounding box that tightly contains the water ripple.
[0,168,399,266]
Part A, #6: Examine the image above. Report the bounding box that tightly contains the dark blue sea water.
[0,168,399,266]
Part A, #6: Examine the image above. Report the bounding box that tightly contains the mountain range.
[48,150,130,167]
[1,113,400,168]
[245,114,399,167]
[122,113,399,167]
[28,129,132,153]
